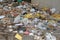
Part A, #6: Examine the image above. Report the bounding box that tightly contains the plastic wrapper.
[32,18,40,24]
[41,7,49,11]
[1,18,11,24]
[51,14,60,20]
[24,13,33,18]
[34,35,45,40]
[16,5,23,9]
[48,20,57,27]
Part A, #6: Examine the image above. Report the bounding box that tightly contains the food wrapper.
[15,33,22,40]
[40,15,46,19]
[24,13,33,18]
[34,13,41,18]
[52,14,60,20]
[24,13,41,18]
[41,7,49,11]
[1,18,10,24]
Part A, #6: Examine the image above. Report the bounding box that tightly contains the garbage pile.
[0,1,60,40]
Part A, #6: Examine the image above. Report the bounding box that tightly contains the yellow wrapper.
[52,14,60,20]
[24,14,33,18]
[15,33,22,40]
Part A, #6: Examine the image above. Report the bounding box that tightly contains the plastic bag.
[50,8,56,13]
[0,0,3,2]
[37,22,46,30]
[22,18,29,25]
[30,8,35,12]
[45,33,56,40]
[0,15,5,19]
[14,15,20,23]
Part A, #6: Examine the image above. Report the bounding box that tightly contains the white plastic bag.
[37,22,46,30]
[0,0,3,2]
[0,15,5,19]
[14,15,20,23]
[30,8,35,12]
[45,33,56,40]
[50,8,56,13]
[22,18,28,25]
[16,5,23,9]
